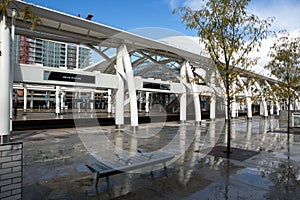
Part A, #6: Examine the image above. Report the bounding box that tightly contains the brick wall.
[0,143,23,200]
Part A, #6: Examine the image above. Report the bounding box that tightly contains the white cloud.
[178,0,300,72]
[181,0,300,32]
[248,0,300,32]
[166,0,182,9]
[166,0,204,9]
[183,0,204,9]
[250,29,300,76]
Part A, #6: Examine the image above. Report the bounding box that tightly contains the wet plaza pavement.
[11,116,300,199]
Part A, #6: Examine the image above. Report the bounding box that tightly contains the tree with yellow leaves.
[1,0,41,29]
[174,0,273,155]
[266,31,300,134]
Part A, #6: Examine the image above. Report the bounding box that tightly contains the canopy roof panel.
[6,0,213,69]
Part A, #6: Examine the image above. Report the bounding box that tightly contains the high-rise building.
[14,35,91,69]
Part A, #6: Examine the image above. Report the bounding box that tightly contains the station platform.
[12,117,300,200]
[12,109,210,131]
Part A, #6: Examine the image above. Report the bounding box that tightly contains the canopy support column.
[186,61,201,125]
[210,72,216,120]
[10,9,16,133]
[254,82,268,117]
[122,44,138,129]
[246,97,252,119]
[231,81,238,118]
[115,46,125,129]
[237,76,252,119]
[180,63,187,123]
[0,14,11,143]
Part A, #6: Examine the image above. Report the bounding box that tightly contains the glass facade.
[66,45,77,69]
[14,35,91,69]
[78,47,91,69]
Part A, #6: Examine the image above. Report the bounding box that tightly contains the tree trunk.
[226,73,231,156]
[287,96,291,134]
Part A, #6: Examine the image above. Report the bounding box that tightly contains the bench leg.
[95,173,112,196]
[106,176,112,196]
[163,162,168,177]
[150,170,154,178]
[95,172,101,187]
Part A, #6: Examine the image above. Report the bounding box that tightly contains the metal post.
[270,101,274,115]
[46,92,50,109]
[0,14,11,143]
[295,99,300,110]
[55,86,60,115]
[107,89,112,114]
[23,85,27,113]
[30,91,34,109]
[231,81,237,118]
[290,99,294,110]
[145,92,150,113]
[231,99,237,118]
[74,92,78,109]
[13,91,18,117]
[76,45,79,69]
[60,92,64,111]
[90,91,95,111]
[210,95,216,120]
[77,92,81,112]
[138,92,142,112]
[275,101,280,116]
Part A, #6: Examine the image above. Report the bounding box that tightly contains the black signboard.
[44,71,95,84]
[143,82,170,90]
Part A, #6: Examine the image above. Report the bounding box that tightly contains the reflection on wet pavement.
[12,116,300,199]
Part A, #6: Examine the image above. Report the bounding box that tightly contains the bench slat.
[86,152,174,179]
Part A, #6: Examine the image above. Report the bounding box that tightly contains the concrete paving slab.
[11,116,300,199]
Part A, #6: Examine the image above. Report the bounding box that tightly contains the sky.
[23,0,300,69]
[23,0,300,34]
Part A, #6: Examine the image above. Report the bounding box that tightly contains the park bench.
[86,150,174,193]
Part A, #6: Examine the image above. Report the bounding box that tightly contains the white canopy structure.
[0,0,289,143]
